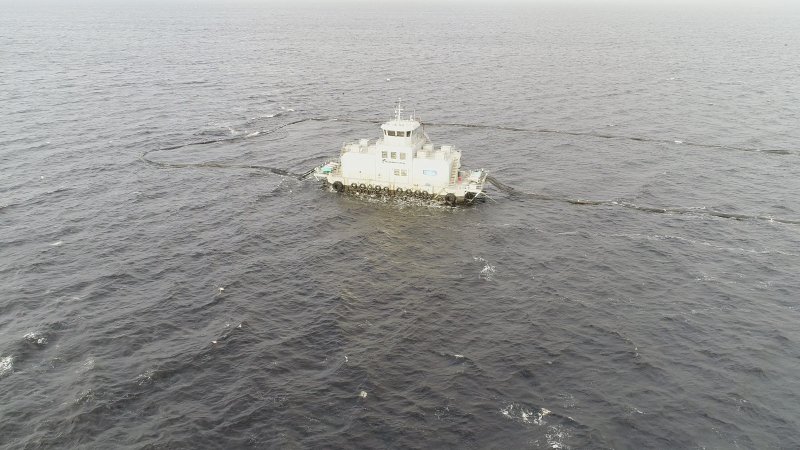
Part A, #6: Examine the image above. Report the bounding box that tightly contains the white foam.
[454,354,465,359]
[136,368,155,385]
[500,403,551,426]
[359,390,368,398]
[0,356,13,377]
[24,331,47,346]
[75,389,95,404]
[546,424,568,448]
[77,357,95,373]
[558,393,576,408]
[50,241,63,247]
[474,256,496,280]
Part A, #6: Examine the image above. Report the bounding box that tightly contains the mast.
[394,98,403,122]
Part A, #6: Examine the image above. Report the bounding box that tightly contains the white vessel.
[312,102,487,205]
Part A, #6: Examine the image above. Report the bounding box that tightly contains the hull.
[314,170,486,205]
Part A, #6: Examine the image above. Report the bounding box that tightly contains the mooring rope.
[139,118,327,179]
[332,118,797,156]
[485,176,800,225]
[139,116,798,225]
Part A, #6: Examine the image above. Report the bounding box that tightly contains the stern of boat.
[312,161,340,182]
[460,169,488,202]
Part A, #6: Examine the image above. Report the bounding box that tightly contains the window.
[406,131,411,137]
[400,169,407,176]
[399,153,406,160]
[387,130,396,137]
[394,169,400,176]
[381,151,387,158]
[391,152,396,159]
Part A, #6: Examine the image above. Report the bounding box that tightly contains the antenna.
[395,98,402,121]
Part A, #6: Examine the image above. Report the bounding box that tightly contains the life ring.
[332,181,344,192]
[445,193,456,206]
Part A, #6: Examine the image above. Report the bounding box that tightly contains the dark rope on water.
[331,118,797,156]
[423,122,796,156]
[140,116,798,225]
[139,118,327,179]
[486,176,800,226]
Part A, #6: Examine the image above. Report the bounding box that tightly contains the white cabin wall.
[374,140,420,188]
[341,152,376,184]
[411,159,450,193]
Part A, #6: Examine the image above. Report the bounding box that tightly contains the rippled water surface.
[2,2,800,448]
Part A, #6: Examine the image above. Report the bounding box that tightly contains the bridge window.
[381,151,387,158]
[399,152,406,160]
[391,152,397,159]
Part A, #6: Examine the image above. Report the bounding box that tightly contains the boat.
[312,101,487,206]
